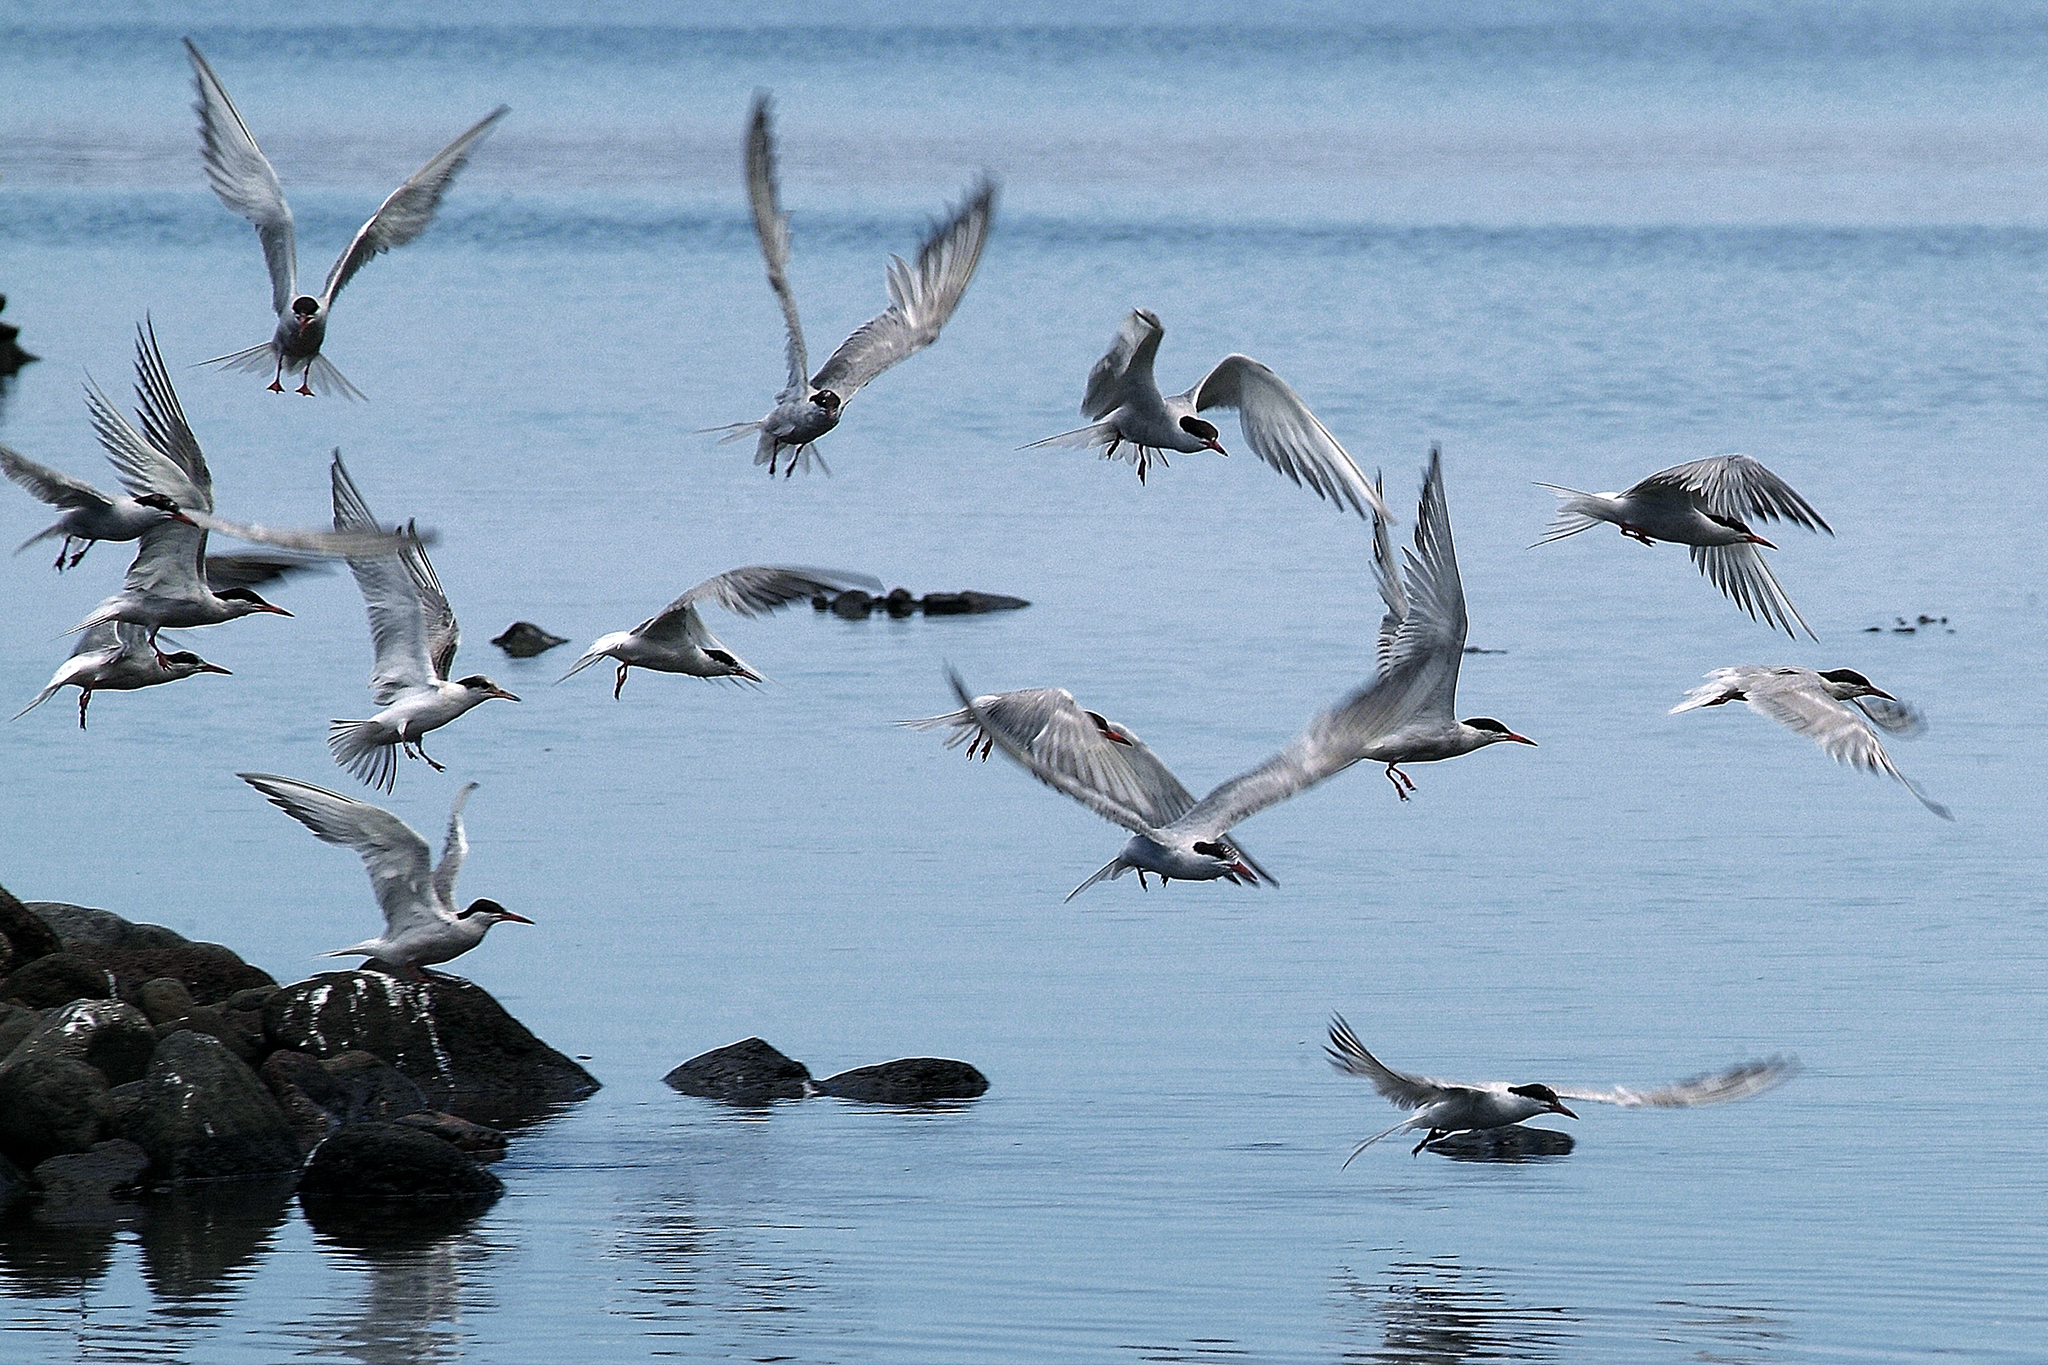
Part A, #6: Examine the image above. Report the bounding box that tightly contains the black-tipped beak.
[198,663,233,676]
[1742,532,1777,549]
[260,603,293,617]
[498,910,535,925]
[488,686,521,702]
[1204,438,1227,455]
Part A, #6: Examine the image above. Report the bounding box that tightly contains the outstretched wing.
[431,782,478,911]
[1325,1016,1461,1111]
[675,564,884,618]
[1553,1055,1801,1108]
[941,669,1164,837]
[319,105,509,305]
[331,454,438,699]
[0,442,116,514]
[186,38,296,315]
[1192,356,1391,521]
[237,772,447,937]
[1738,671,1951,818]
[1375,447,1466,722]
[1689,542,1815,640]
[1634,454,1832,534]
[809,176,998,403]
[745,93,810,402]
[1081,308,1167,420]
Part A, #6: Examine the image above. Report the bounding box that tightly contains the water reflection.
[136,1177,295,1313]
[1337,1258,1575,1364]
[297,1212,505,1365]
[1660,1295,1795,1363]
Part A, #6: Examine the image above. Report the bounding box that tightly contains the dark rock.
[113,1029,300,1183]
[264,971,598,1124]
[394,1110,508,1159]
[33,1140,148,1211]
[0,294,34,376]
[74,941,275,1006]
[0,1055,109,1165]
[829,589,876,619]
[491,621,568,656]
[0,1150,27,1212]
[25,902,190,952]
[226,985,280,1014]
[815,1057,989,1103]
[918,589,1031,615]
[169,1001,266,1062]
[0,1004,40,1064]
[8,999,157,1086]
[299,1122,504,1204]
[260,1048,430,1153]
[1,951,115,1008]
[664,1037,811,1104]
[883,586,919,617]
[137,977,196,1026]
[0,883,63,974]
[1426,1124,1575,1162]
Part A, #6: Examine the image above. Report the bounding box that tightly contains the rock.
[261,1048,429,1140]
[32,1139,148,1211]
[919,590,1031,615]
[226,985,280,1014]
[491,621,568,656]
[0,883,63,974]
[113,1029,301,1183]
[1,952,115,1009]
[828,589,876,619]
[0,1150,27,1212]
[263,971,599,1123]
[0,1004,41,1064]
[73,941,275,1006]
[0,294,35,376]
[663,1037,811,1104]
[815,1057,989,1103]
[883,586,919,617]
[25,902,189,952]
[8,998,157,1086]
[0,1055,109,1166]
[137,977,196,1026]
[167,1001,266,1062]
[299,1122,504,1204]
[1425,1124,1575,1161]
[394,1110,508,1159]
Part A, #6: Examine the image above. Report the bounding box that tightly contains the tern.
[1533,453,1831,639]
[328,453,516,792]
[1671,665,1952,819]
[709,92,996,476]
[1,442,181,570]
[1327,1015,1799,1162]
[238,773,532,980]
[927,450,1529,896]
[185,38,507,398]
[67,324,418,657]
[1024,308,1391,521]
[558,564,884,697]
[13,622,230,729]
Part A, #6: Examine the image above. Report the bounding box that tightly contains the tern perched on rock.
[239,773,531,981]
[559,564,882,697]
[185,38,507,398]
[1533,453,1830,638]
[328,453,516,792]
[1671,665,1951,819]
[1025,308,1391,520]
[1327,1015,1799,1162]
[709,92,996,476]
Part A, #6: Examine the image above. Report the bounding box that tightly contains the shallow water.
[1,4,2045,1362]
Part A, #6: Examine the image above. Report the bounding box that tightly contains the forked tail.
[328,719,398,793]
[1529,482,1603,547]
[1063,856,1132,902]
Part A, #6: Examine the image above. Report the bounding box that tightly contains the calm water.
[2,4,2045,1361]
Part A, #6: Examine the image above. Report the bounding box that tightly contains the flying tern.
[185,38,507,398]
[709,92,997,476]
[239,772,532,980]
[1533,453,1830,639]
[1327,1015,1799,1161]
[1671,665,1951,819]
[328,452,516,792]
[66,324,418,658]
[927,450,1528,896]
[558,564,884,697]
[1024,308,1391,521]
[13,622,230,729]
[1,442,181,570]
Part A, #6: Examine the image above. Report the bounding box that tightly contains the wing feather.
[1192,355,1391,520]
[1636,454,1831,534]
[1552,1056,1801,1108]
[1325,1017,1460,1110]
[745,93,810,401]
[237,772,447,938]
[186,38,296,315]
[942,670,1161,836]
[320,106,508,304]
[1081,309,1167,419]
[331,455,438,699]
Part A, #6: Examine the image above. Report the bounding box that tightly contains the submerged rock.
[664,1037,811,1104]
[814,1057,988,1103]
[299,1122,504,1204]
[1425,1124,1575,1161]
[394,1111,509,1158]
[814,588,1032,617]
[917,590,1030,615]
[491,621,568,657]
[33,1140,148,1212]
[260,1048,433,1154]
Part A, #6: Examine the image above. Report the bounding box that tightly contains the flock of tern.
[1,42,1953,1157]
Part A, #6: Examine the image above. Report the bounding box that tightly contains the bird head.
[1706,512,1775,548]
[460,898,534,928]
[1463,717,1537,748]
[456,675,520,702]
[1191,839,1258,885]
[703,648,762,683]
[291,295,321,319]
[162,652,231,679]
[811,389,842,413]
[135,492,182,516]
[1178,415,1226,454]
[217,588,292,618]
[1084,709,1133,745]
[1509,1083,1577,1119]
[1817,668,1893,701]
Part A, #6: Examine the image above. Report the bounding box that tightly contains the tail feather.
[1341,1115,1421,1169]
[328,718,398,793]
[1529,483,1602,547]
[555,647,608,683]
[701,419,764,445]
[1021,420,1118,452]
[10,683,62,722]
[1063,857,1131,902]
[199,339,278,373]
[303,354,365,402]
[15,522,64,555]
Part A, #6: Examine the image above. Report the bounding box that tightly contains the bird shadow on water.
[1420,1125,1576,1163]
[1333,1257,1576,1364]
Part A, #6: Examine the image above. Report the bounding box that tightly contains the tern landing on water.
[328,453,517,793]
[185,39,506,398]
[1024,308,1391,521]
[919,450,1530,897]
[1671,665,1952,820]
[707,92,997,476]
[239,774,532,981]
[1533,453,1831,639]
[558,564,883,697]
[67,324,419,658]
[1327,1015,1799,1162]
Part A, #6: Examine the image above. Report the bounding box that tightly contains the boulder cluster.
[664,1036,988,1106]
[0,884,597,1222]
[814,587,1030,619]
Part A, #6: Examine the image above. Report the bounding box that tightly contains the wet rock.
[1,952,115,1009]
[918,590,1031,615]
[8,999,157,1086]
[33,1140,148,1211]
[299,1122,505,1204]
[0,295,34,376]
[394,1110,509,1159]
[0,1150,27,1212]
[136,977,196,1026]
[1425,1124,1575,1162]
[75,941,275,1007]
[664,1036,811,1104]
[260,1047,430,1154]
[491,621,569,656]
[0,884,62,974]
[828,588,876,619]
[113,1029,300,1183]
[884,586,919,617]
[0,1055,110,1166]
[815,1057,989,1103]
[26,902,190,952]
[166,1001,266,1063]
[264,971,599,1123]
[227,985,280,1014]
[0,1004,41,1064]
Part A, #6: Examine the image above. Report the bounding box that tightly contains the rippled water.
[2,4,2045,1362]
